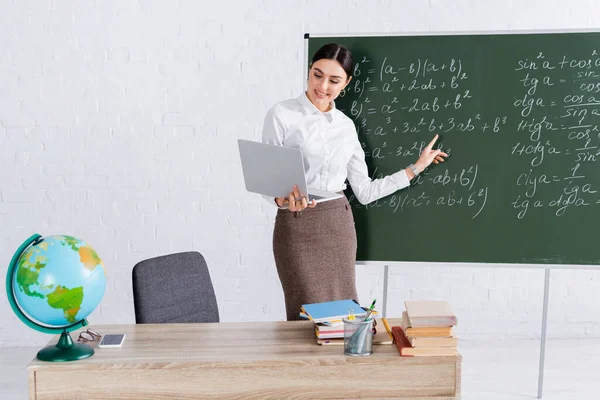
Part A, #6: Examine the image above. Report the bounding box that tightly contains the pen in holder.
[343,317,373,356]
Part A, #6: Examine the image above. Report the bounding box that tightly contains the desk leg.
[29,370,36,400]
[538,268,551,399]
[382,265,389,318]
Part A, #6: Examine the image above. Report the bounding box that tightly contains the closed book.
[301,299,366,323]
[405,328,454,337]
[407,336,458,348]
[391,326,457,357]
[315,328,344,339]
[404,301,457,327]
[402,312,454,337]
[315,322,344,332]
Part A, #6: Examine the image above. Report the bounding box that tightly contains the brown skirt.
[273,196,358,321]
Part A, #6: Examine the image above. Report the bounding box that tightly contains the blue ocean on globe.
[12,235,106,327]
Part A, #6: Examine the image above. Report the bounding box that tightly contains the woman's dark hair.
[311,43,353,80]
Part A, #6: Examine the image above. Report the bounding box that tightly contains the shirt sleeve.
[262,109,285,146]
[346,131,410,205]
[261,109,287,207]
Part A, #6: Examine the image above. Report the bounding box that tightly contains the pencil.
[381,317,393,342]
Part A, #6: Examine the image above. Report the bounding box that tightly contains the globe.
[6,234,106,362]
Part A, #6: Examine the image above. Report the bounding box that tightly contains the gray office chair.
[132,251,220,324]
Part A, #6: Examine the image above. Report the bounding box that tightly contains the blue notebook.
[301,299,366,323]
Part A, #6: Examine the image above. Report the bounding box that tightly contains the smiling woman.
[306,44,354,112]
[261,43,447,320]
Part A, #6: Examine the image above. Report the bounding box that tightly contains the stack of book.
[301,299,366,342]
[391,300,458,357]
[300,299,393,345]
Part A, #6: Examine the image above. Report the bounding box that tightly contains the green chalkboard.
[307,32,600,265]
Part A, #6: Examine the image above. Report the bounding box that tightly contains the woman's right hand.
[275,185,317,211]
[414,134,448,172]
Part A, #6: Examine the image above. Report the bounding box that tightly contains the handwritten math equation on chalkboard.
[510,53,600,219]
[336,50,600,221]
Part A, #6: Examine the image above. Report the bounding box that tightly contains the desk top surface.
[28,319,460,371]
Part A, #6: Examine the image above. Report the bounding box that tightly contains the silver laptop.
[237,139,343,203]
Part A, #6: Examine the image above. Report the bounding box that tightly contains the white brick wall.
[1,0,599,346]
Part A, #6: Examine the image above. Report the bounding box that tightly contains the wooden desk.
[28,320,461,399]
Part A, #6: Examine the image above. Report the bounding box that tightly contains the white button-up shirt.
[262,93,410,205]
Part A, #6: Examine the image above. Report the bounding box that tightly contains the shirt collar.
[298,92,336,122]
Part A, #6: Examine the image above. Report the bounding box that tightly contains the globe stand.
[37,330,94,362]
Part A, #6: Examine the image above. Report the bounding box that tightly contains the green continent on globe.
[61,235,81,251]
[46,286,84,323]
[15,250,47,299]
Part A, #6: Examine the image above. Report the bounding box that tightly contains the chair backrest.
[132,251,219,324]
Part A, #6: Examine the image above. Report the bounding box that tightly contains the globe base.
[37,330,94,362]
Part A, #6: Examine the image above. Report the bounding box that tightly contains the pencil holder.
[343,317,373,356]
